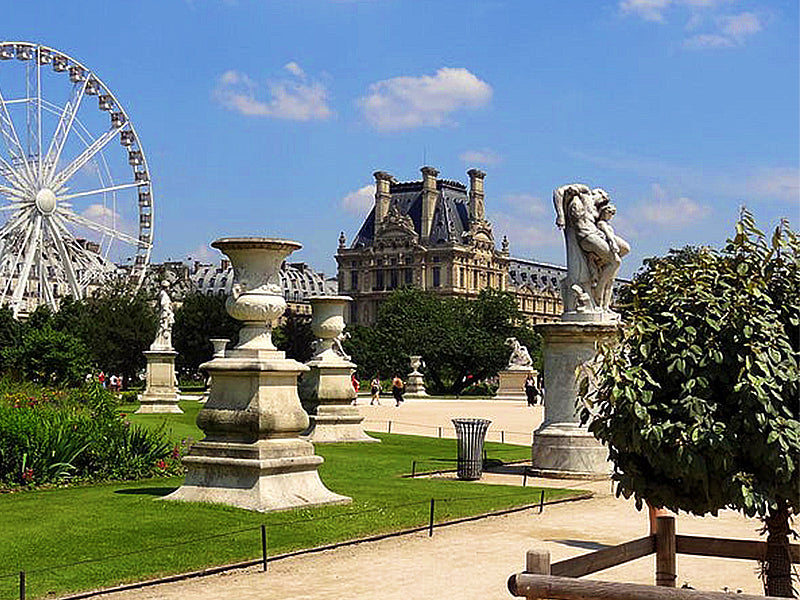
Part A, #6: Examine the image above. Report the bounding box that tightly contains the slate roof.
[352,180,470,248]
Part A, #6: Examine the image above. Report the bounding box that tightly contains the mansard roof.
[351,179,470,248]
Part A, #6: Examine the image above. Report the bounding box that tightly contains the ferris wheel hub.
[34,188,57,215]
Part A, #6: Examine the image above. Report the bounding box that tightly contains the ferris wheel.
[0,41,153,317]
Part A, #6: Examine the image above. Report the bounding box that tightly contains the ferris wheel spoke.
[42,78,88,183]
[0,183,26,199]
[0,89,34,188]
[0,206,33,240]
[25,53,43,180]
[59,181,144,202]
[9,214,42,309]
[50,124,123,190]
[0,154,28,190]
[43,215,81,298]
[59,208,146,248]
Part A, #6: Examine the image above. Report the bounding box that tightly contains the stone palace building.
[335,166,567,325]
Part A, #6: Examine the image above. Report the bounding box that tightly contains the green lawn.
[0,402,585,599]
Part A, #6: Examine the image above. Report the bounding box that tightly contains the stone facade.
[336,167,511,325]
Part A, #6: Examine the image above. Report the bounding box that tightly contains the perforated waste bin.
[452,418,492,480]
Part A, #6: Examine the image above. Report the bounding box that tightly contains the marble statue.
[553,184,630,319]
[153,280,175,350]
[505,337,533,368]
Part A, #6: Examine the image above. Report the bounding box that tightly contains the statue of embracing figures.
[553,184,630,320]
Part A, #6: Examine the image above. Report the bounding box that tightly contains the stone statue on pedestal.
[152,280,175,350]
[505,337,533,369]
[553,184,630,320]
[529,183,631,476]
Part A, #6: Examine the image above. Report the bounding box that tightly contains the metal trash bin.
[452,418,492,480]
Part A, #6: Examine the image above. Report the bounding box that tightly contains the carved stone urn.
[166,238,350,512]
[405,355,428,397]
[299,296,378,443]
[214,238,299,352]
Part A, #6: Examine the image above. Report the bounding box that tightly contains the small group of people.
[96,371,124,392]
[524,373,542,406]
[351,373,406,407]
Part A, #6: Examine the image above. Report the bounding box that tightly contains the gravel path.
[100,399,765,600]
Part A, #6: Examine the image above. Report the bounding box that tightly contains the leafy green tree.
[75,284,158,387]
[273,311,315,364]
[2,324,90,386]
[173,293,241,374]
[580,211,799,597]
[345,287,540,394]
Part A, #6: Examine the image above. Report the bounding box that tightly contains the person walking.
[524,373,538,406]
[351,372,360,405]
[370,374,381,406]
[391,374,405,407]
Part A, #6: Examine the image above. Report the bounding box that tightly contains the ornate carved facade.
[336,167,564,325]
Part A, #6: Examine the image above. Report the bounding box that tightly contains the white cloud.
[620,0,672,22]
[185,243,221,265]
[488,193,560,253]
[213,65,332,121]
[637,183,711,226]
[459,149,502,166]
[82,203,118,224]
[745,168,800,201]
[358,67,492,131]
[620,1,764,48]
[341,184,376,216]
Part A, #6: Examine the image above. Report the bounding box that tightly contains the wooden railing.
[507,516,799,600]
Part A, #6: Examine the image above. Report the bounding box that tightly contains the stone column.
[405,356,428,397]
[300,296,378,443]
[166,238,350,512]
[531,322,617,476]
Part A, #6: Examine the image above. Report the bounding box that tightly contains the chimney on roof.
[421,166,439,241]
[373,171,393,238]
[467,168,486,222]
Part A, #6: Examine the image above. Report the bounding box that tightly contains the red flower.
[21,468,34,483]
[171,446,180,460]
[156,459,167,470]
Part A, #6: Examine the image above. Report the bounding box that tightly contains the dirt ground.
[102,399,767,600]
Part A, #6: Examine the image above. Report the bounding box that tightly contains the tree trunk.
[763,499,795,598]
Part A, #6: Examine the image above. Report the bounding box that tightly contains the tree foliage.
[344,287,540,394]
[579,211,799,596]
[173,292,241,374]
[1,321,90,387]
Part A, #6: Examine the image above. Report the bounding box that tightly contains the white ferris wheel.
[0,41,153,317]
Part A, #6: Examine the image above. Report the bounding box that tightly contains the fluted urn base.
[137,350,182,414]
[299,361,379,443]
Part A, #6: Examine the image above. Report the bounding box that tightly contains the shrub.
[0,382,180,488]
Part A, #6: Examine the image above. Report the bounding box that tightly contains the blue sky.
[4,0,797,279]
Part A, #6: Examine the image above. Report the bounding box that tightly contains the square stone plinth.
[137,350,181,414]
[494,368,532,401]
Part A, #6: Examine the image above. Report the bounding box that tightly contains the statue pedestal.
[494,368,532,401]
[167,348,351,512]
[531,322,617,476]
[405,372,428,398]
[137,350,181,414]
[300,360,379,443]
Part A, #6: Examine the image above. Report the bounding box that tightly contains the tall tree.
[579,211,799,597]
[344,287,540,394]
[173,292,241,374]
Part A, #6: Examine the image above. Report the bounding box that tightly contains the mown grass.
[0,402,585,599]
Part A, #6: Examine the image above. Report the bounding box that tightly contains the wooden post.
[261,524,267,572]
[526,549,551,574]
[655,515,676,587]
[19,571,25,600]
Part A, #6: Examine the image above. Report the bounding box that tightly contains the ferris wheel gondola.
[0,41,153,317]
